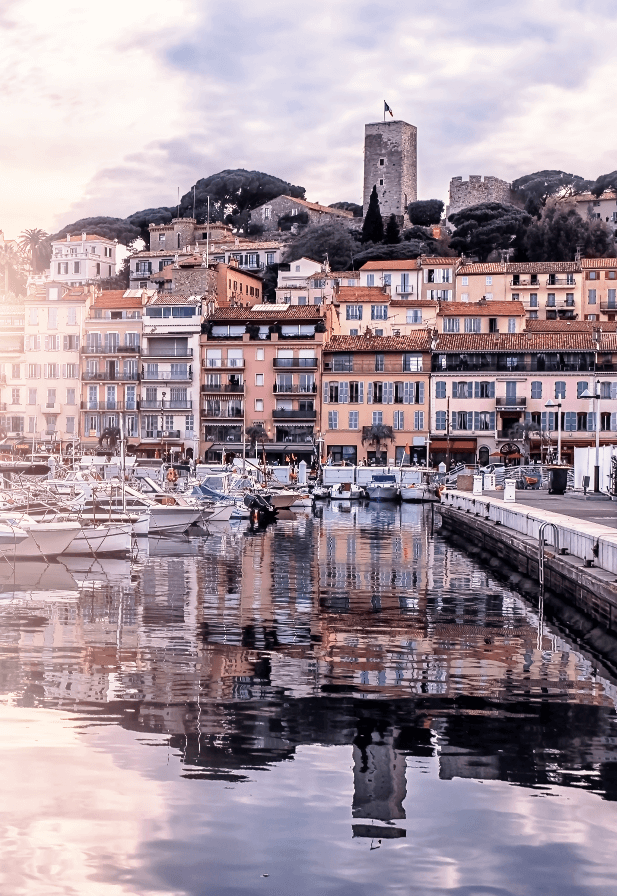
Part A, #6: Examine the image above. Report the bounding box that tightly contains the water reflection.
[0,505,617,894]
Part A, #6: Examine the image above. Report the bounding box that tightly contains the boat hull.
[400,486,438,503]
[65,523,133,555]
[365,486,398,502]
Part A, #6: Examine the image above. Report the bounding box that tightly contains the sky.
[2,0,617,238]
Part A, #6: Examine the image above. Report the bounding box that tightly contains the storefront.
[429,438,477,468]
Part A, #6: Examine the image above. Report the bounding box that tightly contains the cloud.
[3,0,617,234]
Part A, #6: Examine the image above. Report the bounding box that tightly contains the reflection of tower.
[352,725,406,821]
[363,120,417,219]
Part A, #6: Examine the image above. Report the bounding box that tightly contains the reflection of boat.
[330,482,364,501]
[364,474,398,502]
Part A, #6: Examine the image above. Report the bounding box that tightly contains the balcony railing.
[139,400,192,410]
[202,408,244,419]
[395,286,414,294]
[272,358,318,368]
[142,367,192,381]
[141,430,182,440]
[272,409,316,419]
[203,359,245,369]
[200,383,244,393]
[272,384,317,394]
[142,348,193,358]
[323,359,423,374]
[509,278,540,287]
[80,401,134,411]
[600,302,617,312]
[82,345,140,354]
[546,278,576,287]
[83,372,140,382]
[496,397,527,408]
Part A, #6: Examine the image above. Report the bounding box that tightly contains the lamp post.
[580,380,600,493]
[544,399,562,465]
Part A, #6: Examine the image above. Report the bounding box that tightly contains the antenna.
[177,187,180,218]
[193,185,196,220]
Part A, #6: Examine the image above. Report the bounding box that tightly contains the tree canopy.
[125,207,174,244]
[18,228,49,273]
[590,170,617,198]
[383,214,401,245]
[49,216,141,247]
[362,186,384,244]
[329,201,363,218]
[511,170,592,217]
[448,202,532,262]
[179,169,305,225]
[352,242,426,267]
[282,223,355,271]
[523,203,615,261]
[407,199,444,226]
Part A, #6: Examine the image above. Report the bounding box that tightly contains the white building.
[50,233,117,286]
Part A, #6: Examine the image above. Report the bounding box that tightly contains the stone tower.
[363,120,417,220]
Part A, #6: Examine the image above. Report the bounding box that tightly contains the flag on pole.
[384,101,394,118]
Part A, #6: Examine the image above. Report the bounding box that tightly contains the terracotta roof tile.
[575,192,617,201]
[525,319,617,332]
[52,233,115,243]
[418,256,460,266]
[94,291,142,308]
[436,332,597,351]
[207,305,324,320]
[149,294,202,305]
[274,196,354,217]
[388,299,439,308]
[581,258,617,268]
[360,259,420,271]
[458,263,506,274]
[325,333,432,352]
[438,301,526,316]
[336,286,389,301]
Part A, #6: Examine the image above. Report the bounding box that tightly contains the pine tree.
[361,186,384,244]
[383,214,401,245]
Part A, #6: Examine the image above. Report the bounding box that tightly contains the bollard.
[504,479,516,503]
[473,475,483,496]
[484,473,496,491]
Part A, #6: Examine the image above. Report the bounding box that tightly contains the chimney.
[82,232,86,241]
[66,234,70,242]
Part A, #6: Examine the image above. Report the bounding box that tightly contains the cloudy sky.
[2,0,617,237]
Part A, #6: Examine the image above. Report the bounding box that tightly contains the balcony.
[324,359,423,374]
[141,430,182,440]
[272,358,317,368]
[203,359,245,370]
[81,401,134,411]
[142,366,192,381]
[600,302,617,312]
[200,383,244,394]
[139,400,193,410]
[272,409,316,420]
[142,348,193,358]
[0,403,6,411]
[496,397,527,408]
[509,278,540,288]
[272,384,317,394]
[202,407,244,419]
[83,372,140,382]
[395,286,414,295]
[546,277,576,287]
[82,345,140,354]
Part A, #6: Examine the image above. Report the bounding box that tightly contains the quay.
[438,488,617,668]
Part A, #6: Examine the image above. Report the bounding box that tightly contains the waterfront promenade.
[483,490,617,531]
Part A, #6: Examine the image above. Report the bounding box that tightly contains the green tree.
[18,228,49,273]
[383,214,401,245]
[179,169,305,227]
[361,186,384,244]
[448,202,532,262]
[511,170,592,218]
[523,203,614,261]
[125,207,174,245]
[283,223,355,271]
[329,201,363,218]
[361,423,394,454]
[49,216,141,247]
[261,263,279,302]
[590,170,617,198]
[407,199,444,226]
[0,244,25,297]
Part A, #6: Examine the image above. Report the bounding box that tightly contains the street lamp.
[580,380,600,493]
[544,399,562,465]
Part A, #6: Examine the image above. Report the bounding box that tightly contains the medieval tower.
[363,120,417,220]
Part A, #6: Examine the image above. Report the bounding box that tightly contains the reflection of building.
[352,726,406,821]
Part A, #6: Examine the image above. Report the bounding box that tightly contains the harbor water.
[1,503,617,895]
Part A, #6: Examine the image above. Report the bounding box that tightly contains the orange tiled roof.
[149,294,202,305]
[360,259,420,271]
[458,262,507,274]
[438,301,526,316]
[207,305,324,320]
[325,333,432,352]
[275,196,354,217]
[93,291,142,308]
[524,319,617,332]
[418,256,460,266]
[436,332,597,351]
[53,233,115,243]
[581,258,617,269]
[337,286,389,301]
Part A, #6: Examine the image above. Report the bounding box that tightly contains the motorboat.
[364,474,399,502]
[0,514,82,558]
[65,521,133,555]
[0,522,28,550]
[329,482,364,501]
[399,483,439,503]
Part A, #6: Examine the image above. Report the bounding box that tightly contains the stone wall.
[447,176,513,218]
[363,121,417,219]
[172,266,217,297]
[252,196,353,229]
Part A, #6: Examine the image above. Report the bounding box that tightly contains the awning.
[431,439,477,450]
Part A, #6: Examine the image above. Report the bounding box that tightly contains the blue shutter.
[488,381,495,398]
[467,382,473,398]
[467,412,473,431]
[489,411,495,431]
[367,382,373,404]
[474,382,480,399]
[525,412,531,423]
[611,383,617,400]
[541,411,547,432]
[565,411,575,431]
[451,411,457,431]
[452,382,458,398]
[386,382,394,404]
[611,412,617,431]
[474,412,480,430]
[418,382,425,404]
[587,412,596,431]
[403,382,411,404]
[436,411,446,431]
[358,382,364,403]
[323,381,329,404]
[340,381,349,403]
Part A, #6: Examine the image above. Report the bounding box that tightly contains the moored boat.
[364,474,398,502]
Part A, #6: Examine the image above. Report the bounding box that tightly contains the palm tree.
[18,228,50,274]
[0,243,23,297]
[361,423,394,459]
[245,425,268,458]
[509,420,541,464]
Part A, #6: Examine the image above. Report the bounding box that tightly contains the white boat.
[290,493,313,509]
[0,514,81,558]
[399,483,438,503]
[329,482,364,501]
[364,474,399,502]
[265,490,299,510]
[66,521,133,555]
[0,522,29,549]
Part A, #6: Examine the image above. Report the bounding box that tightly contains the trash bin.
[548,467,567,495]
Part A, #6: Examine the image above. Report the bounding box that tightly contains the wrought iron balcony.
[82,345,140,354]
[496,397,527,408]
[272,409,316,419]
[200,383,244,393]
[139,400,193,410]
[272,358,318,368]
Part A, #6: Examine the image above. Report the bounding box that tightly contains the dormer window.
[48,287,58,301]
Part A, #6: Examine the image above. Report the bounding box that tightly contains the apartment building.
[574,192,617,235]
[580,258,617,321]
[276,257,359,305]
[201,304,330,463]
[335,285,438,336]
[24,283,94,445]
[81,290,144,449]
[321,333,432,465]
[0,303,26,448]
[139,294,202,459]
[457,262,580,321]
[436,300,526,334]
[431,328,617,466]
[50,233,117,286]
[358,257,458,302]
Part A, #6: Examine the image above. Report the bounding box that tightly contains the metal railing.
[83,372,140,382]
[272,409,316,419]
[200,384,244,393]
[82,345,140,354]
[139,400,192,409]
[273,384,317,394]
[496,397,527,407]
[273,358,318,368]
[142,349,193,358]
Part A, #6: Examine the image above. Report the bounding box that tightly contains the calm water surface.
[1,504,617,896]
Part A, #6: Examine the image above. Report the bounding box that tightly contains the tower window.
[379,179,383,186]
[379,158,384,166]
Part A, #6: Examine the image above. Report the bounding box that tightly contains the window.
[28,364,41,379]
[393,410,404,430]
[379,179,383,186]
[414,411,424,430]
[546,293,556,307]
[328,410,338,429]
[460,293,469,302]
[379,158,384,166]
[484,293,493,300]
[427,290,453,301]
[46,388,56,407]
[485,276,492,285]
[461,276,469,286]
[588,289,597,304]
[383,274,391,286]
[531,381,542,399]
[443,318,460,333]
[372,382,383,403]
[577,380,589,398]
[511,293,519,301]
[476,411,494,431]
[44,364,59,379]
[475,381,495,398]
[255,348,265,361]
[372,411,383,425]
[348,411,359,429]
[27,388,36,405]
[529,311,538,319]
[608,289,617,308]
[266,252,275,265]
[464,317,481,333]
[73,262,80,274]
[435,381,446,399]
[349,382,362,403]
[371,305,388,320]
[530,293,538,308]
[403,354,422,372]
[332,353,353,372]
[263,206,272,220]
[66,388,76,405]
[58,263,68,275]
[65,416,75,434]
[328,382,339,403]
[507,317,516,333]
[350,329,358,336]
[28,308,38,326]
[254,399,264,411]
[67,307,77,326]
[406,308,422,324]
[436,410,447,430]
[375,353,385,372]
[64,363,79,378]
[255,373,264,386]
[452,411,471,430]
[453,381,472,398]
[11,388,19,404]
[588,271,599,279]
[346,305,363,320]
[366,274,375,287]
